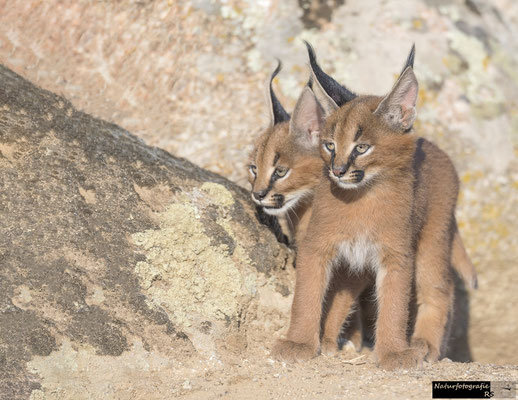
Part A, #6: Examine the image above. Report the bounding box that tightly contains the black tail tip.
[307,74,313,89]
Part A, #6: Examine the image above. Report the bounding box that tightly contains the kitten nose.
[332,165,347,177]
[253,190,268,201]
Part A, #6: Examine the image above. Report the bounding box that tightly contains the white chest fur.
[336,237,381,275]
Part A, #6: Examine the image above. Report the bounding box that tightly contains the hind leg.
[321,298,361,356]
[411,223,455,362]
[343,285,377,352]
[320,269,368,356]
[343,306,364,352]
[357,286,376,347]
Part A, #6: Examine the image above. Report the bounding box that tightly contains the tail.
[451,221,478,289]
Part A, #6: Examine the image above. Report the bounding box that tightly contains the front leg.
[375,249,425,370]
[272,244,334,361]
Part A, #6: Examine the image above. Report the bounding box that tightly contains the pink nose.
[332,166,347,177]
[253,190,268,201]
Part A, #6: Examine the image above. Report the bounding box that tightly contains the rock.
[0,0,517,396]
[0,65,291,399]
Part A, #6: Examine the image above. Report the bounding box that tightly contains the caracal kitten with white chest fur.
[250,55,476,362]
[271,45,472,370]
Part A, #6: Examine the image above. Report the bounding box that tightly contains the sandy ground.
[1,1,518,398]
[178,348,518,400]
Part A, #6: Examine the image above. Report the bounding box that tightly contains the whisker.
[285,210,294,237]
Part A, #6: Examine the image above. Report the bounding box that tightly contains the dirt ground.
[178,355,518,400]
[1,0,517,398]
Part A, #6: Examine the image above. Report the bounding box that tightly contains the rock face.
[0,61,512,399]
[0,0,516,366]
[1,2,517,397]
[0,66,292,399]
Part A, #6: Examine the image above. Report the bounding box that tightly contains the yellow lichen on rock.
[200,182,235,208]
[132,188,251,338]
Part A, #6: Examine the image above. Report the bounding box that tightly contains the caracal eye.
[324,142,335,152]
[249,165,257,175]
[274,166,288,178]
[355,144,370,154]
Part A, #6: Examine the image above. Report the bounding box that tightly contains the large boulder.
[0,66,292,399]
[0,62,507,399]
[1,0,516,366]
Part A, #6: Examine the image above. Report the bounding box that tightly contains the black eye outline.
[324,142,335,152]
[274,166,288,178]
[355,144,370,154]
[249,165,257,175]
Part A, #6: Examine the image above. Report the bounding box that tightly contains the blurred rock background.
[0,0,516,365]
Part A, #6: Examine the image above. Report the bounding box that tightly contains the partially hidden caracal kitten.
[268,44,475,370]
[249,62,367,352]
[250,55,476,363]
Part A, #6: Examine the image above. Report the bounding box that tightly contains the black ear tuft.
[303,40,356,107]
[269,60,290,125]
[307,74,314,90]
[374,67,419,132]
[400,43,416,75]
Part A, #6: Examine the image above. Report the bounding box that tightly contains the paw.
[378,348,424,371]
[348,329,364,352]
[320,337,339,356]
[411,337,439,362]
[271,339,317,362]
[342,339,361,354]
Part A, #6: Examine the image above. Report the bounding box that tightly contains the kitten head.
[248,63,324,215]
[304,42,418,189]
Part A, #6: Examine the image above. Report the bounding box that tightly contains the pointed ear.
[374,67,419,132]
[290,86,325,150]
[309,69,339,116]
[265,60,290,128]
[400,43,415,75]
[303,40,356,111]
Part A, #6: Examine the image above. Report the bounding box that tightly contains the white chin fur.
[335,181,362,189]
[250,195,262,206]
[329,172,360,189]
[261,193,304,216]
[329,171,377,190]
[262,206,289,216]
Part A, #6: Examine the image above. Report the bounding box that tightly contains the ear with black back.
[303,40,357,114]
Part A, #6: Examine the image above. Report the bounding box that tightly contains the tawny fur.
[249,78,475,364]
[270,77,469,369]
[248,119,367,353]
